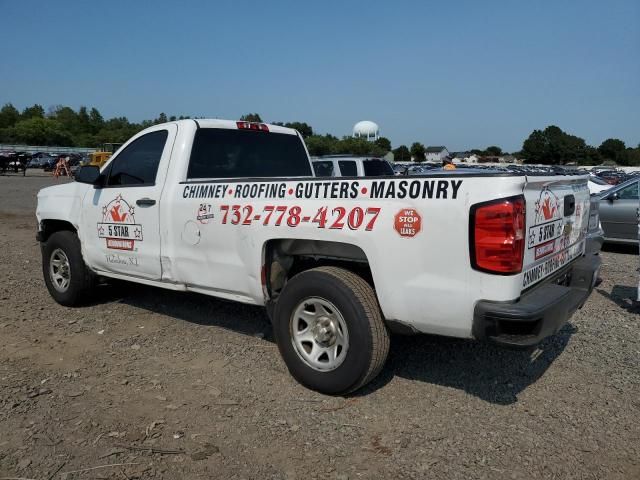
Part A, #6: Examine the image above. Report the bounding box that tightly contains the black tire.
[42,231,95,306]
[273,266,390,395]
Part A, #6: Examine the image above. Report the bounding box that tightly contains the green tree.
[283,121,313,138]
[76,106,91,135]
[410,142,426,162]
[521,125,589,165]
[156,112,168,124]
[334,137,386,156]
[89,107,104,133]
[577,146,602,166]
[598,138,627,164]
[392,145,411,162]
[304,134,338,156]
[626,147,640,166]
[375,137,392,152]
[52,106,80,135]
[21,104,45,120]
[10,117,74,146]
[240,113,262,122]
[485,145,503,156]
[0,103,20,128]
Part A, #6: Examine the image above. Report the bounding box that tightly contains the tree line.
[0,103,637,165]
[520,125,640,166]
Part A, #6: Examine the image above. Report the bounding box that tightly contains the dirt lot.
[1,172,638,479]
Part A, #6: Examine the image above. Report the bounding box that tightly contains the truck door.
[80,125,177,280]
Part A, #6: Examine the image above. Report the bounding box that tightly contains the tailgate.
[522,175,590,291]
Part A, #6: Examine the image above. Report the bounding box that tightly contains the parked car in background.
[29,153,55,168]
[407,164,439,175]
[597,170,628,185]
[43,156,58,172]
[0,152,29,175]
[598,177,639,245]
[312,155,394,177]
[68,155,84,177]
[393,163,409,175]
[588,175,612,195]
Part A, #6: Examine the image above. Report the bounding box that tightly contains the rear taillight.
[236,121,269,132]
[471,196,525,274]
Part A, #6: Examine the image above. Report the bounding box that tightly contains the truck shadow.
[99,281,575,405]
[359,324,576,404]
[98,281,273,338]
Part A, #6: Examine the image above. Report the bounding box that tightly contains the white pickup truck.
[36,120,600,394]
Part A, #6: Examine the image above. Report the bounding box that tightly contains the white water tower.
[353,120,379,141]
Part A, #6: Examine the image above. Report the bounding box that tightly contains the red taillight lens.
[472,196,525,274]
[236,121,269,132]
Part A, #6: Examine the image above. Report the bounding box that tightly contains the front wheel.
[273,266,390,395]
[42,231,95,306]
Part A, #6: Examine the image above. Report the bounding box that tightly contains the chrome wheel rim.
[290,297,349,372]
[49,248,71,292]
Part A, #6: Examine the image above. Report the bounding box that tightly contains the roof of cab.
[179,119,300,136]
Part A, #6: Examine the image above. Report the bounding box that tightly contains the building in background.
[425,146,449,162]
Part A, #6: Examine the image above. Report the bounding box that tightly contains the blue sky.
[1,0,638,151]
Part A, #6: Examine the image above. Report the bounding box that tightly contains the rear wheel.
[42,231,95,306]
[273,266,390,395]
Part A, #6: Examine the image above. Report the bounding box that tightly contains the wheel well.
[39,219,76,242]
[262,239,373,303]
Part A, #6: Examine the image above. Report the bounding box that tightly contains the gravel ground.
[1,171,638,479]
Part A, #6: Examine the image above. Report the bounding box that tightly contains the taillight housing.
[236,121,269,132]
[470,195,525,274]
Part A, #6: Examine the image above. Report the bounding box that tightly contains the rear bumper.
[473,254,601,348]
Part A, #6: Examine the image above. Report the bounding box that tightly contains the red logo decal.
[540,197,557,221]
[110,203,128,223]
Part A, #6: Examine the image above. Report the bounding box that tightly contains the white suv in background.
[312,155,394,177]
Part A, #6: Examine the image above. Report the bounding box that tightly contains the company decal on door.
[97,194,143,251]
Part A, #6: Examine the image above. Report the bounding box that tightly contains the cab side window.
[106,130,168,186]
[617,182,639,200]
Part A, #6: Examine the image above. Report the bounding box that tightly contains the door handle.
[564,195,575,216]
[136,198,156,207]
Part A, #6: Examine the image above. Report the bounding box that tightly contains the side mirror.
[607,192,619,202]
[75,165,102,186]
